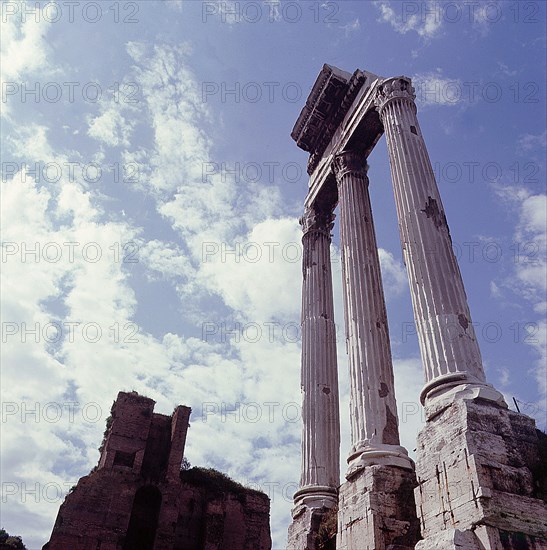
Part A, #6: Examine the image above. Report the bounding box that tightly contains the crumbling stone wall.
[43,392,271,550]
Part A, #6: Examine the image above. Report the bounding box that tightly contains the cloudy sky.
[1,0,545,547]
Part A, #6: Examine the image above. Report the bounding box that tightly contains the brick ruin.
[43,391,272,550]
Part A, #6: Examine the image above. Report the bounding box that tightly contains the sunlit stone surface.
[288,64,546,549]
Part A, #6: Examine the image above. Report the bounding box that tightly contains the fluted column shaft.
[294,205,340,505]
[333,151,407,469]
[376,77,488,403]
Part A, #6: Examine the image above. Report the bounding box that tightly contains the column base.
[346,441,414,479]
[337,463,421,550]
[292,485,338,512]
[415,395,547,548]
[420,372,507,420]
[287,491,337,550]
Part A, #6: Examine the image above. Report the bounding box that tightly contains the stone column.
[375,77,505,410]
[333,150,411,476]
[288,204,340,549]
[293,203,340,508]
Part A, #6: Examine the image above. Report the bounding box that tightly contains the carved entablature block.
[291,64,368,174]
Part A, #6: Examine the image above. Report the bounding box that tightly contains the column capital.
[374,76,416,117]
[299,205,335,236]
[332,150,368,184]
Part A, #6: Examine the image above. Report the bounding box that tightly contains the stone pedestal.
[288,505,337,550]
[415,397,547,549]
[337,464,421,550]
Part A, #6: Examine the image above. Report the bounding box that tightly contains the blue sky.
[1,1,546,547]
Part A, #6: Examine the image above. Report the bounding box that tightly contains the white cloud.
[123,42,292,324]
[470,2,497,37]
[87,106,134,148]
[341,17,360,37]
[491,183,531,204]
[0,42,302,548]
[528,320,547,402]
[490,280,502,299]
[497,61,517,77]
[490,185,547,425]
[375,0,442,39]
[125,41,147,63]
[412,69,464,108]
[393,357,425,454]
[0,1,59,119]
[138,239,194,281]
[379,248,408,296]
[0,2,54,81]
[198,218,302,321]
[517,131,547,154]
[165,0,184,12]
[498,367,511,387]
[514,194,547,306]
[375,0,503,39]
[199,0,284,24]
[125,42,211,195]
[1,153,143,544]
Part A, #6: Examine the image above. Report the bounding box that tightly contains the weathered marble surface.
[333,151,409,475]
[337,464,421,550]
[288,65,546,550]
[415,396,547,549]
[375,77,504,407]
[297,205,340,498]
